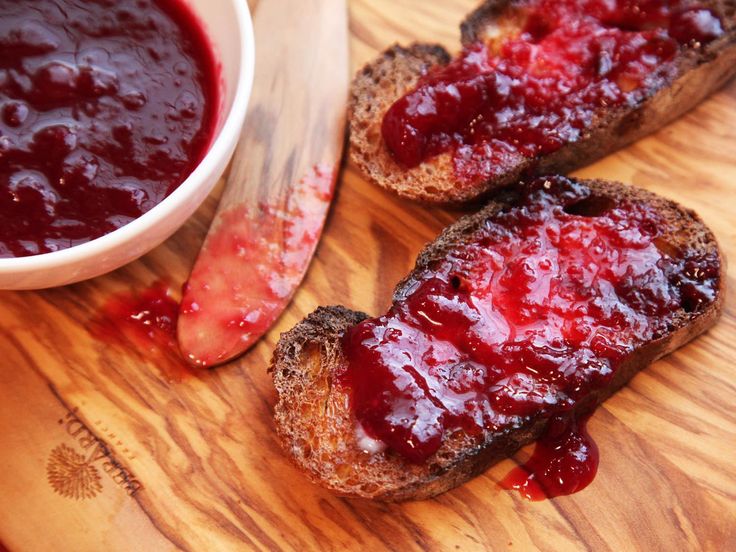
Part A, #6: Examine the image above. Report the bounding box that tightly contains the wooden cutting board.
[1,1,734,550]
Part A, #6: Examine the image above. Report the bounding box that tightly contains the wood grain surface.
[1,0,735,550]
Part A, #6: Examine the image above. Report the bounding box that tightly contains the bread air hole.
[336,464,352,479]
[297,439,312,459]
[653,236,682,258]
[360,482,379,494]
[563,195,616,217]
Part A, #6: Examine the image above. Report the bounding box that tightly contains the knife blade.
[177,0,349,368]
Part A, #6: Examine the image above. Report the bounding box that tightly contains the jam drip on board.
[90,281,195,382]
[340,176,719,482]
[0,0,218,257]
[381,0,724,182]
[500,412,599,500]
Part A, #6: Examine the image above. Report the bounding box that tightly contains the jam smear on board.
[94,164,335,371]
[0,0,218,257]
[340,176,719,489]
[91,281,195,381]
[381,0,724,182]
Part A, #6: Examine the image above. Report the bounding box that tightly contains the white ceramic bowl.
[0,0,255,290]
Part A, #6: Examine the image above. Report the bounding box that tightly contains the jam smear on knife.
[178,164,336,367]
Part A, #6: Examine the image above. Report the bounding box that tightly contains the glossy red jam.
[340,176,719,464]
[500,412,599,500]
[90,281,196,381]
[0,0,218,257]
[381,0,724,181]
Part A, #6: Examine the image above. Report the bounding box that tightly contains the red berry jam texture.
[340,176,720,464]
[381,0,724,182]
[0,0,218,257]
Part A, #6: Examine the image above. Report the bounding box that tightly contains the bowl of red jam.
[0,0,255,289]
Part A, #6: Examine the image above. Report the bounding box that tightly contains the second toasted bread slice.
[350,0,736,203]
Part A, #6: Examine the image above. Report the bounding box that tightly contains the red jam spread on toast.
[340,176,719,465]
[381,0,724,180]
[0,0,218,257]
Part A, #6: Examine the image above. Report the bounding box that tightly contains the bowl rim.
[0,0,256,276]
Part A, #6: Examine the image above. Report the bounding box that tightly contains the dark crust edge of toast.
[460,0,516,45]
[270,178,725,501]
[348,0,736,204]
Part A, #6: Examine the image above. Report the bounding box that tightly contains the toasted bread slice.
[349,0,736,203]
[270,177,724,501]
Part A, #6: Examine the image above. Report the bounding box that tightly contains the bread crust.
[270,178,725,501]
[349,0,736,204]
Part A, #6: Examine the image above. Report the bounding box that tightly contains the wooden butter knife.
[177,0,349,367]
